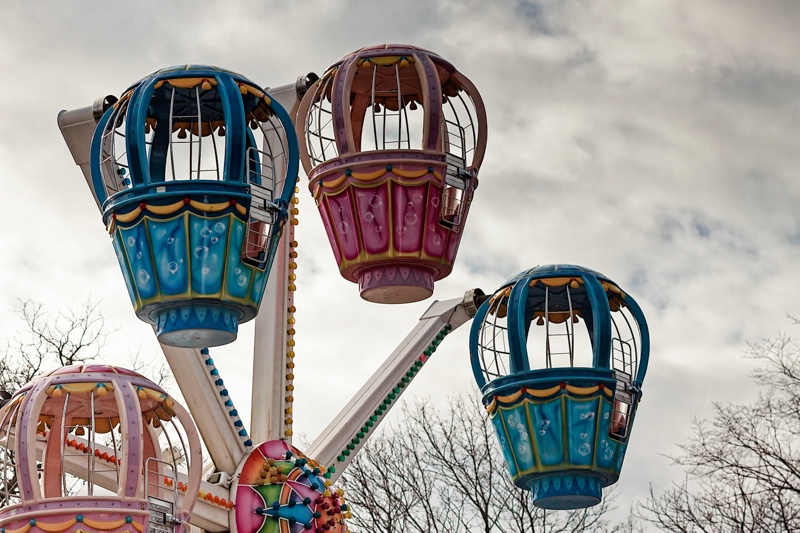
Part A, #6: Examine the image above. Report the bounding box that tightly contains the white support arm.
[159,344,249,474]
[250,73,318,444]
[265,74,317,118]
[251,225,291,443]
[307,290,485,482]
[57,98,115,211]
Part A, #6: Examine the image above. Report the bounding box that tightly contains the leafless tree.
[0,300,188,510]
[0,299,109,395]
[639,323,800,532]
[342,395,621,533]
[0,300,114,507]
[128,350,175,392]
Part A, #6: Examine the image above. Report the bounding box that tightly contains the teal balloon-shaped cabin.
[469,265,649,509]
[90,65,299,348]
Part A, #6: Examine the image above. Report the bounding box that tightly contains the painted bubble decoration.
[90,65,299,347]
[296,44,488,303]
[0,365,203,533]
[469,265,650,510]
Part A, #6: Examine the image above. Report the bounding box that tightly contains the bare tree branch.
[342,394,618,532]
[639,327,800,532]
[0,299,115,506]
[0,299,112,396]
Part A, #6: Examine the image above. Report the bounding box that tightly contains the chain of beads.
[333,323,454,465]
[201,347,252,448]
[285,187,300,439]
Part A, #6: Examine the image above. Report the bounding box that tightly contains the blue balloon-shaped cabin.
[90,65,299,348]
[469,265,649,510]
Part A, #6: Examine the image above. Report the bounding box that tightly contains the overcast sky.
[1,0,799,526]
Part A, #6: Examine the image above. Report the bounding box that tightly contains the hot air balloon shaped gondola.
[0,365,203,533]
[297,45,488,303]
[90,65,299,347]
[469,265,649,509]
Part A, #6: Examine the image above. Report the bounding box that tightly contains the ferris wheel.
[0,44,649,533]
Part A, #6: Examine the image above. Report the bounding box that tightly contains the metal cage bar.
[0,400,21,505]
[307,75,337,166]
[478,296,511,382]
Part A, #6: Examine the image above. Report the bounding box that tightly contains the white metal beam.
[57,104,103,211]
[307,293,481,482]
[159,344,248,474]
[250,78,307,445]
[251,230,291,444]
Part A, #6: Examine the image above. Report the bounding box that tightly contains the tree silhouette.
[640,321,800,532]
[342,395,619,532]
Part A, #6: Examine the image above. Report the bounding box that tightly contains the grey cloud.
[0,1,798,527]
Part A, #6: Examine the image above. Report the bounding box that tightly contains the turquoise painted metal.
[469,265,649,509]
[89,65,299,348]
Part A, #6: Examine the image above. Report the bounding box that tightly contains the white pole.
[249,80,306,444]
[307,293,482,482]
[250,219,293,443]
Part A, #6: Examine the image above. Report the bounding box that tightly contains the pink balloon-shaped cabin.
[0,365,202,533]
[297,44,488,303]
